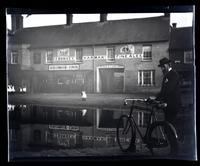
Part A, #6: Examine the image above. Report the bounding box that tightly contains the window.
[106,47,115,62]
[11,51,18,64]
[184,51,193,64]
[75,48,83,63]
[33,130,41,142]
[138,70,155,86]
[142,46,152,61]
[33,52,41,64]
[57,78,64,85]
[46,50,53,64]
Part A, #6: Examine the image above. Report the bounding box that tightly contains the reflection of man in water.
[156,57,183,141]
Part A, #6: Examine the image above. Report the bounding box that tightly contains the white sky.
[6,13,194,29]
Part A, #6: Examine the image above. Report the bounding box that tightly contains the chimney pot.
[66,14,73,25]
[172,23,177,28]
[100,14,107,22]
[164,13,170,17]
[11,14,23,32]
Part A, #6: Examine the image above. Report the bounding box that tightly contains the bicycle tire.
[116,115,136,152]
[146,121,178,157]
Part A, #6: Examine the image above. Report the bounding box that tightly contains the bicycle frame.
[127,100,162,144]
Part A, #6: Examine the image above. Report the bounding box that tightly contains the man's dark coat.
[156,69,182,122]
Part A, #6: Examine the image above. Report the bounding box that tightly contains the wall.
[8,41,169,94]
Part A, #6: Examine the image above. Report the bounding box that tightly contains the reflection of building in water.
[9,105,164,151]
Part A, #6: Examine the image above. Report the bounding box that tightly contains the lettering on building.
[48,65,79,71]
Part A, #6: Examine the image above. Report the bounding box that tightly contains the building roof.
[10,16,170,48]
[169,27,193,50]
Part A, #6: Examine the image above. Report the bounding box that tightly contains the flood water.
[8,104,164,160]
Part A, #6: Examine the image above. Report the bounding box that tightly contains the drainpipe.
[93,46,95,93]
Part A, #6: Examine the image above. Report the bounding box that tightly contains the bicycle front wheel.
[147,121,178,157]
[116,115,136,152]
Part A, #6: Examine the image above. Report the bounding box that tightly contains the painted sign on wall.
[120,44,135,54]
[48,64,79,71]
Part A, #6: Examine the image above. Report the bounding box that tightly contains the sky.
[6,13,194,29]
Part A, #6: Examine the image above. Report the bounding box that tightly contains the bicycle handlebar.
[124,98,167,109]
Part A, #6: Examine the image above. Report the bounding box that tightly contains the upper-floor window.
[33,52,41,64]
[184,51,193,64]
[75,48,83,63]
[11,51,18,64]
[33,130,41,142]
[46,50,53,64]
[106,47,115,62]
[138,70,155,86]
[142,45,152,61]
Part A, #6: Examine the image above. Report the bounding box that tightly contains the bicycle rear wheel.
[116,115,136,152]
[147,121,178,157]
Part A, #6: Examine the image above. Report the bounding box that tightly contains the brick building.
[8,14,171,94]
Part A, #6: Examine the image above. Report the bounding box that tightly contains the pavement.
[8,92,193,109]
[8,93,152,109]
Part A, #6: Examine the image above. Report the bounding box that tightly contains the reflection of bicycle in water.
[116,98,179,157]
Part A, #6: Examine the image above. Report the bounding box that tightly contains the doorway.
[97,67,124,93]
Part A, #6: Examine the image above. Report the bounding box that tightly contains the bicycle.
[116,98,179,157]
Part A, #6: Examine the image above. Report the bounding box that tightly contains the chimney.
[66,14,73,25]
[164,13,170,17]
[11,14,23,32]
[172,23,177,28]
[100,14,107,22]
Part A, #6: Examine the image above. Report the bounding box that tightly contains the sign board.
[57,48,69,57]
[120,44,135,54]
[49,125,79,131]
[48,65,79,71]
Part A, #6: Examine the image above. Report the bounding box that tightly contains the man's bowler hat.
[158,57,171,67]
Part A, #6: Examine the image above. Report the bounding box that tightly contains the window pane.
[46,50,53,63]
[138,70,155,86]
[184,51,193,63]
[107,47,115,62]
[142,46,152,61]
[143,71,151,85]
[76,48,83,62]
[33,52,41,64]
[11,52,18,64]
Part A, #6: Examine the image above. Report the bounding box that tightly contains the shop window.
[11,51,18,64]
[184,51,193,64]
[75,48,83,63]
[33,52,41,64]
[46,50,53,64]
[106,47,115,62]
[138,70,155,86]
[142,45,152,61]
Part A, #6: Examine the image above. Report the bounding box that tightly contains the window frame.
[142,45,152,61]
[106,47,115,62]
[138,70,155,86]
[33,52,41,64]
[75,48,83,63]
[184,51,193,64]
[11,51,19,64]
[45,50,54,64]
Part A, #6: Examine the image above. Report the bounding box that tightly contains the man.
[156,57,183,141]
